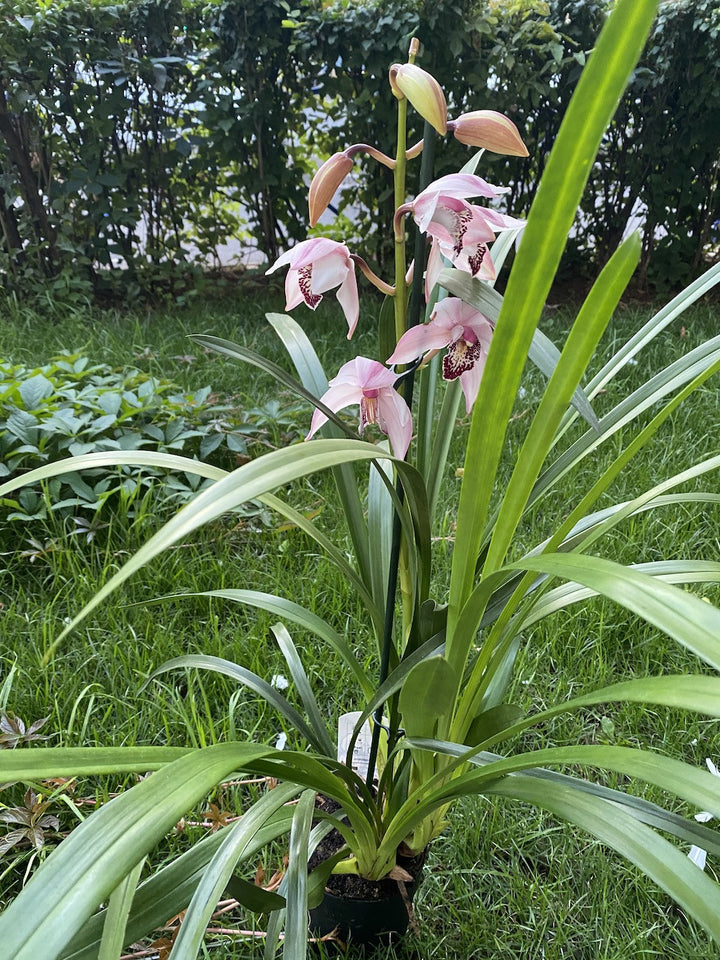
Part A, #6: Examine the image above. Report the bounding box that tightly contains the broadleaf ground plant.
[2,0,720,955]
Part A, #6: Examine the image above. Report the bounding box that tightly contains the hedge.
[0,0,717,300]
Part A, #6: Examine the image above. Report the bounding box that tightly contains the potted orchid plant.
[2,0,720,956]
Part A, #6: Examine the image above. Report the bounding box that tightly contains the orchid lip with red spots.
[388,297,493,413]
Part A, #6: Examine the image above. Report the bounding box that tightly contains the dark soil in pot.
[308,796,425,947]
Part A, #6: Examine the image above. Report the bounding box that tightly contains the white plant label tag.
[337,711,372,779]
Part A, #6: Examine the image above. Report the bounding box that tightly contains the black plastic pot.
[309,872,422,946]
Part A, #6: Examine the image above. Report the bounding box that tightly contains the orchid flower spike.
[449,110,529,157]
[307,357,412,459]
[388,298,493,413]
[267,238,359,338]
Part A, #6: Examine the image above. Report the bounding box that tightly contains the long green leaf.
[425,374,462,519]
[423,744,720,822]
[283,791,315,960]
[345,634,447,762]
[483,235,640,579]
[97,859,145,960]
[367,448,394,614]
[485,777,720,943]
[168,783,298,960]
[260,492,383,635]
[477,674,720,757]
[0,451,228,499]
[531,492,720,559]
[267,312,374,589]
[148,654,327,755]
[61,810,297,960]
[189,334,353,441]
[449,0,659,632]
[41,439,398,660]
[407,672,720,846]
[532,335,720,505]
[511,553,720,669]
[520,560,720,628]
[176,588,372,697]
[0,743,276,959]
[0,745,189,781]
[471,374,720,681]
[584,258,720,402]
[272,623,336,757]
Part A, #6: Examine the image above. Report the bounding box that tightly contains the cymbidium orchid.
[449,109,530,157]
[400,173,525,281]
[306,357,412,459]
[389,61,447,134]
[266,237,359,338]
[10,7,720,955]
[388,298,494,412]
[308,152,354,227]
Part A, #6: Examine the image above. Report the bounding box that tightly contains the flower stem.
[393,98,408,345]
[350,254,396,297]
[366,118,436,794]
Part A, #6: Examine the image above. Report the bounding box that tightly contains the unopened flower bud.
[308,151,354,227]
[450,110,529,157]
[389,63,447,135]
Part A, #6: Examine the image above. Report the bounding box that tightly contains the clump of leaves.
[0,789,59,857]
[0,713,49,749]
[0,352,305,526]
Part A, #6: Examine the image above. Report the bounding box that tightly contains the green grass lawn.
[1,287,719,959]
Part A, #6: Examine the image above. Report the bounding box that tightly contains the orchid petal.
[266,238,359,334]
[433,298,491,332]
[425,239,444,301]
[308,253,349,295]
[376,388,413,459]
[284,270,309,312]
[459,353,488,413]
[387,322,453,365]
[291,237,348,270]
[336,264,360,338]
[346,357,397,391]
[418,173,502,203]
[306,382,364,439]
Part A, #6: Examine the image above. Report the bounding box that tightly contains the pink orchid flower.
[411,173,523,288]
[306,357,412,459]
[387,298,493,413]
[266,237,359,338]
